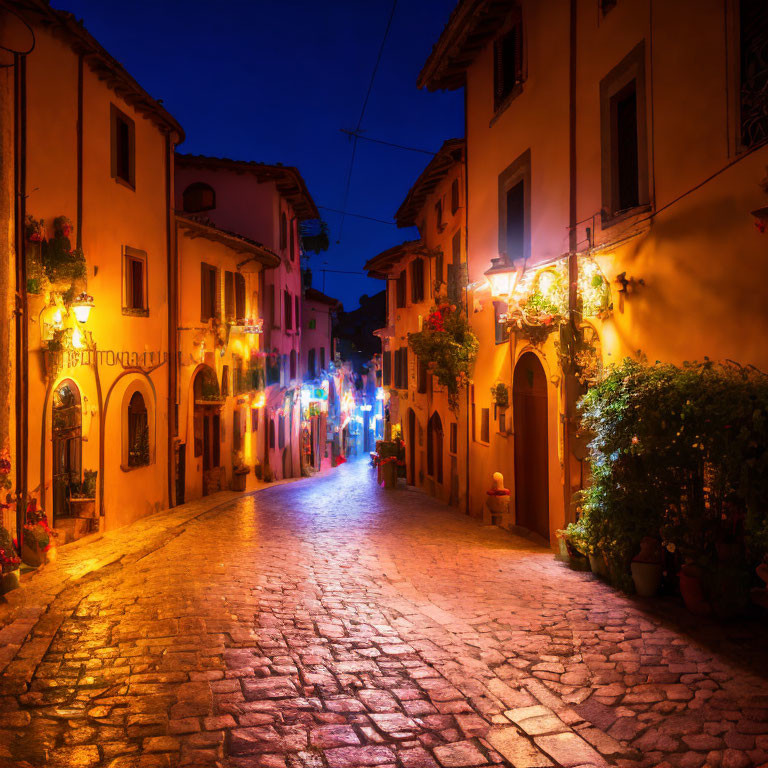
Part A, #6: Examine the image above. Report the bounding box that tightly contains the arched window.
[182,182,216,213]
[128,391,149,467]
[307,348,316,379]
[290,350,297,380]
[280,212,288,250]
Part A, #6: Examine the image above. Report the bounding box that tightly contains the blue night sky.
[59,0,463,309]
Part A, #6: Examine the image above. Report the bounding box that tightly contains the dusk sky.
[60,0,464,309]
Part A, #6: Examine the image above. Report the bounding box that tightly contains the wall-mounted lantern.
[71,292,95,323]
[484,256,520,299]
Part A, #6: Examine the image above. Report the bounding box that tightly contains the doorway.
[51,379,82,524]
[427,411,443,485]
[407,409,416,485]
[193,367,221,496]
[513,352,549,540]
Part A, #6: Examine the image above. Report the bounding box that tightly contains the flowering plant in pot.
[69,470,98,519]
[22,503,57,568]
[0,524,22,594]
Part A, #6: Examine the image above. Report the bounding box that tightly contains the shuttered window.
[235,273,246,321]
[494,20,523,111]
[411,258,425,304]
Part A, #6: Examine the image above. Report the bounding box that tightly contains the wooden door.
[407,409,416,485]
[513,353,549,540]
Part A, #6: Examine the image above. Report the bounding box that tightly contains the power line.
[337,0,398,243]
[318,205,397,226]
[340,129,437,156]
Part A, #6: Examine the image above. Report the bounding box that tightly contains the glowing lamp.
[71,292,94,323]
[484,257,518,298]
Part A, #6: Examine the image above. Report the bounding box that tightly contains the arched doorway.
[51,379,82,524]
[192,367,221,495]
[513,352,549,540]
[407,409,416,485]
[427,411,443,485]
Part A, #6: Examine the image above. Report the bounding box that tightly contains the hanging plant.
[408,296,478,413]
[506,265,568,345]
[578,258,612,319]
[490,381,509,408]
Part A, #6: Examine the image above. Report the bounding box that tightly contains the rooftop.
[363,240,430,279]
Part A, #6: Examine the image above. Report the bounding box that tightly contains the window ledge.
[600,203,653,230]
[114,176,136,192]
[489,82,525,128]
[121,462,152,473]
[122,307,149,317]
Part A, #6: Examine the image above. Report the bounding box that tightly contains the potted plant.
[21,505,57,568]
[231,460,250,492]
[69,470,98,519]
[253,458,263,481]
[377,440,401,489]
[0,524,21,595]
[630,537,663,597]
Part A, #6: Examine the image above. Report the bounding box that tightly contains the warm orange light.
[251,392,265,409]
[484,256,520,298]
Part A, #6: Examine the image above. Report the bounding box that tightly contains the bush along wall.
[573,357,768,618]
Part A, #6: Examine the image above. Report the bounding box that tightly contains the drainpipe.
[463,87,470,517]
[165,131,177,507]
[76,54,83,250]
[563,0,578,525]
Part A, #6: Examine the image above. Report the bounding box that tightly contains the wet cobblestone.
[1,460,767,767]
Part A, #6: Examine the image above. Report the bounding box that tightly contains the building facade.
[175,155,320,481]
[415,0,768,545]
[5,1,183,542]
[366,139,468,509]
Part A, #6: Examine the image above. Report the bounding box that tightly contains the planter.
[231,468,249,492]
[381,462,397,489]
[589,552,609,578]
[679,564,711,616]
[69,497,96,519]
[21,536,50,568]
[253,464,263,480]
[1,568,21,595]
[556,535,569,562]
[631,561,662,597]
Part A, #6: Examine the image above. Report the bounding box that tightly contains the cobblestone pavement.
[1,460,767,768]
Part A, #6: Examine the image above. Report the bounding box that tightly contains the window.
[435,199,444,231]
[493,18,523,111]
[289,218,295,261]
[290,350,297,380]
[284,290,293,330]
[410,258,425,304]
[452,230,461,265]
[480,407,490,443]
[308,348,316,378]
[278,415,285,449]
[497,150,530,264]
[320,346,326,371]
[451,178,460,214]
[450,423,458,454]
[280,212,288,250]
[224,271,235,321]
[394,348,408,390]
[740,0,768,148]
[417,357,428,394]
[269,284,278,328]
[182,182,215,213]
[127,391,149,467]
[111,105,135,188]
[269,418,275,449]
[201,263,218,322]
[123,248,148,315]
[382,350,392,386]
[221,366,229,397]
[395,270,407,308]
[295,296,300,330]
[251,409,259,432]
[600,43,649,221]
[235,273,246,321]
[435,251,444,286]
[267,350,280,386]
[494,301,510,344]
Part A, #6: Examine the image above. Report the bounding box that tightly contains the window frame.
[497,150,531,265]
[200,262,219,323]
[110,104,136,190]
[122,246,149,317]
[493,11,525,115]
[599,42,651,225]
[182,182,216,213]
[234,272,246,321]
[127,390,149,468]
[395,270,407,309]
[451,178,460,214]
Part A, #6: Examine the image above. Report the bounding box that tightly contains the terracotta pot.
[381,462,397,489]
[679,564,711,615]
[69,498,96,519]
[231,469,249,492]
[589,552,609,578]
[21,537,48,568]
[1,568,21,595]
[631,561,662,597]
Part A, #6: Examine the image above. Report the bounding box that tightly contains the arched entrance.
[192,367,221,495]
[513,352,549,540]
[407,409,416,485]
[51,379,82,524]
[427,411,443,485]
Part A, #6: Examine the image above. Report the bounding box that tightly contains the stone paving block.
[534,732,609,767]
[485,726,554,767]
[432,739,489,767]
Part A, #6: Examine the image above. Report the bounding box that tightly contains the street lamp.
[71,292,94,323]
[484,256,520,299]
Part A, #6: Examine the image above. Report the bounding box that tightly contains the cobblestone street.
[1,459,767,768]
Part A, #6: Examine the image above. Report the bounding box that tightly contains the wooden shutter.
[234,273,246,320]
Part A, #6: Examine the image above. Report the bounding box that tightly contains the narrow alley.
[1,461,766,768]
